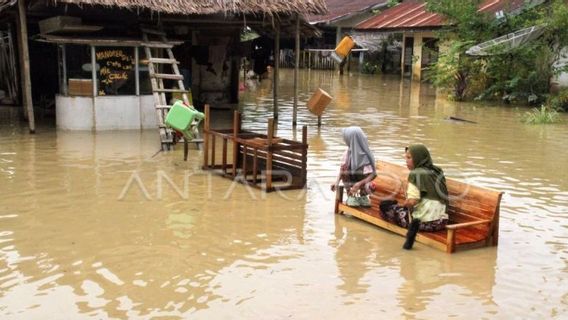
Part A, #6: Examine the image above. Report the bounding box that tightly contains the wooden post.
[293,15,300,126]
[203,104,210,168]
[301,125,307,186]
[183,140,189,161]
[317,115,322,127]
[232,110,240,177]
[335,186,344,214]
[273,25,280,119]
[91,45,97,97]
[412,33,423,81]
[335,26,342,47]
[58,44,68,95]
[135,46,140,95]
[242,144,248,182]
[266,118,274,191]
[222,138,227,174]
[400,35,406,78]
[16,0,35,133]
[211,136,216,167]
[446,229,456,253]
[252,149,258,186]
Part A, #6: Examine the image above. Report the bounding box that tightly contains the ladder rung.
[153,88,190,93]
[148,58,179,64]
[150,73,184,80]
[142,42,174,49]
[141,28,166,36]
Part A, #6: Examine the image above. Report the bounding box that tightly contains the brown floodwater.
[1,69,567,319]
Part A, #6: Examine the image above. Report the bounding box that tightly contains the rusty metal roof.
[356,0,530,31]
[308,0,388,24]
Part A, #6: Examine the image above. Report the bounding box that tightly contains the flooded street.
[1,69,568,319]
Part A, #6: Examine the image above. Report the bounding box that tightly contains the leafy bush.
[547,89,568,111]
[360,62,381,74]
[521,105,561,124]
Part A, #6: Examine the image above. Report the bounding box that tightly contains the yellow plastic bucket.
[332,36,355,63]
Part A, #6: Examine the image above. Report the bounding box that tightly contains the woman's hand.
[349,182,361,195]
[403,198,419,209]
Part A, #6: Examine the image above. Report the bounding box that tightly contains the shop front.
[50,40,160,130]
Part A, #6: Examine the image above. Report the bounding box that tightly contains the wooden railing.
[278,49,368,71]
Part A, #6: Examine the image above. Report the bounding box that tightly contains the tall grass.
[522,105,561,124]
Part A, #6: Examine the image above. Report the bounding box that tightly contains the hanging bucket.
[307,88,333,116]
[331,35,355,63]
[165,100,205,140]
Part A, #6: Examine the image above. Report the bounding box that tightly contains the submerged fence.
[278,49,368,71]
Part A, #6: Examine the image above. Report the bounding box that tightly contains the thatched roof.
[51,0,328,16]
[0,0,16,12]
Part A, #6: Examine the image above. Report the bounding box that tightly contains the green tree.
[424,0,568,105]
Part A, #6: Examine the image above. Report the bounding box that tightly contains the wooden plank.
[150,73,184,80]
[141,42,174,49]
[148,57,179,64]
[153,88,190,93]
[339,203,447,252]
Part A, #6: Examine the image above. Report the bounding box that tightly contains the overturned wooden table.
[202,105,308,192]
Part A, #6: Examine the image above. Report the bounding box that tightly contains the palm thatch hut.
[0,0,326,132]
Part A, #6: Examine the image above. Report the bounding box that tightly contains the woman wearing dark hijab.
[331,127,377,207]
[380,144,449,249]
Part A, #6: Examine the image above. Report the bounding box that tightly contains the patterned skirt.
[379,200,447,232]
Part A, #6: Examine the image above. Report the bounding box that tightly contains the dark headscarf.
[407,144,448,204]
[342,127,376,175]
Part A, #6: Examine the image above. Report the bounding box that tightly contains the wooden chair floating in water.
[202,105,308,192]
[335,160,504,253]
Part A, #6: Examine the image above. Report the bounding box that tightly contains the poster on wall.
[95,47,135,95]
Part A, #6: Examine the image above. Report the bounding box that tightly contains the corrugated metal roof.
[308,0,388,24]
[356,0,531,31]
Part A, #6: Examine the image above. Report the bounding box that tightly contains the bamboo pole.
[16,0,35,133]
[273,24,280,119]
[293,15,300,126]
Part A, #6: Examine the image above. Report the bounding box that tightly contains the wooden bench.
[335,160,503,253]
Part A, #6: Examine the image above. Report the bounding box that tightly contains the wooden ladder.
[141,26,201,154]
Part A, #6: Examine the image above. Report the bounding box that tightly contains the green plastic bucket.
[164,100,204,140]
